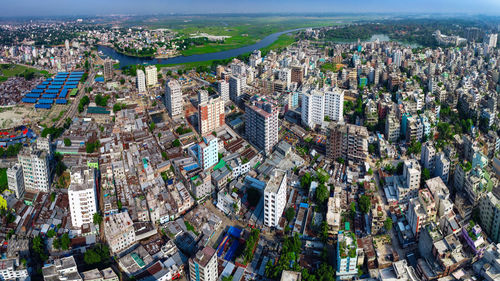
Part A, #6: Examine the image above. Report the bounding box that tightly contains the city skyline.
[2,0,500,17]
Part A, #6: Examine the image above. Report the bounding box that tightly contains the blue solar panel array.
[22,71,84,107]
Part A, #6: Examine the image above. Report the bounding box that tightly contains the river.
[98,28,307,68]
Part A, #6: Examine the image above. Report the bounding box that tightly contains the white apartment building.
[403,159,421,192]
[104,212,136,253]
[7,163,24,199]
[0,259,29,281]
[301,87,343,128]
[421,143,436,172]
[198,97,225,136]
[216,80,230,104]
[434,153,450,184]
[189,247,218,281]
[137,69,146,93]
[18,148,50,192]
[145,65,158,87]
[68,166,98,228]
[193,136,219,171]
[165,79,183,118]
[264,171,287,228]
[278,68,291,88]
[245,100,279,154]
[229,75,242,103]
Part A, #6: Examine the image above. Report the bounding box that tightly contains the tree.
[46,229,56,238]
[285,207,295,222]
[368,144,376,154]
[60,233,70,250]
[300,172,312,189]
[93,212,103,225]
[359,195,371,214]
[221,276,233,281]
[337,157,345,164]
[52,238,60,250]
[84,248,101,264]
[384,217,393,231]
[63,138,71,147]
[172,139,181,147]
[421,168,431,184]
[396,162,404,174]
[315,184,329,205]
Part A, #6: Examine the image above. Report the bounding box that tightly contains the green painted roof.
[213,159,226,171]
[87,106,110,115]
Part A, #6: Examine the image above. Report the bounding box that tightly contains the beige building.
[327,122,368,164]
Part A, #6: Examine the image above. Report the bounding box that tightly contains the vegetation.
[85,140,101,153]
[63,138,72,146]
[78,95,90,113]
[285,207,295,222]
[175,125,193,135]
[242,229,260,264]
[95,94,110,107]
[84,244,111,265]
[359,195,371,214]
[93,213,103,225]
[384,218,393,231]
[0,168,7,192]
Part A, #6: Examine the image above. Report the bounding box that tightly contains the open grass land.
[122,15,349,56]
[0,64,50,83]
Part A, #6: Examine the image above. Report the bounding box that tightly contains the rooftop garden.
[339,231,357,259]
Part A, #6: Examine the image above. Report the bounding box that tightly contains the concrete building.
[145,65,158,87]
[216,80,230,104]
[327,122,368,164]
[103,59,113,80]
[336,231,359,280]
[18,147,51,192]
[137,69,146,93]
[198,97,225,136]
[0,259,29,281]
[479,191,500,243]
[403,160,421,191]
[229,75,242,103]
[165,79,183,118]
[263,171,287,228]
[301,87,343,128]
[42,256,81,281]
[68,166,98,228]
[189,247,218,281]
[385,115,400,143]
[191,172,213,199]
[192,136,219,171]
[421,143,436,172]
[245,100,279,155]
[7,164,24,199]
[104,212,136,253]
[434,153,450,184]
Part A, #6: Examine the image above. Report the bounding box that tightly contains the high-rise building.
[486,33,498,48]
[393,50,403,67]
[421,143,436,172]
[263,170,287,228]
[7,164,24,199]
[301,88,343,128]
[216,80,230,104]
[327,122,368,164]
[192,135,219,171]
[136,69,146,93]
[103,59,113,80]
[198,97,225,136]
[198,89,208,105]
[434,153,450,184]
[229,75,242,103]
[64,39,70,51]
[68,166,98,228]
[145,65,158,87]
[336,230,359,280]
[189,247,218,281]
[479,191,500,243]
[104,212,136,253]
[0,259,29,281]
[385,115,400,143]
[165,79,183,118]
[407,197,428,237]
[291,65,304,84]
[18,147,51,192]
[245,100,279,154]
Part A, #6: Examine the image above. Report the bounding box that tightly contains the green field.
[0,64,50,83]
[120,15,347,57]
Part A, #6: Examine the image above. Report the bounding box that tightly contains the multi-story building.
[486,33,498,48]
[137,69,146,93]
[198,97,225,136]
[385,115,400,143]
[291,65,304,84]
[0,259,29,281]
[7,164,24,199]
[189,247,218,281]
[421,143,436,172]
[229,75,242,103]
[245,100,279,154]
[263,171,287,228]
[403,159,421,192]
[216,80,230,104]
[68,166,98,228]
[191,172,212,199]
[42,256,81,281]
[301,87,344,128]
[165,79,183,118]
[327,122,368,164]
[479,191,500,243]
[336,230,359,280]
[104,212,136,253]
[192,136,219,171]
[434,153,450,184]
[145,65,158,87]
[18,147,51,192]
[103,59,114,80]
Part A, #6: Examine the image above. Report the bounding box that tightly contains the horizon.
[2,0,500,18]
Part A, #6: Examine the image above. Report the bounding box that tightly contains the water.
[98,28,306,68]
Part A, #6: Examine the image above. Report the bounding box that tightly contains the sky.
[2,0,500,17]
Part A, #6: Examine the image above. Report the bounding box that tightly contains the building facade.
[7,164,24,199]
[263,171,287,228]
[68,166,98,228]
[245,100,279,155]
[198,97,225,136]
[189,247,218,281]
[165,79,183,118]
